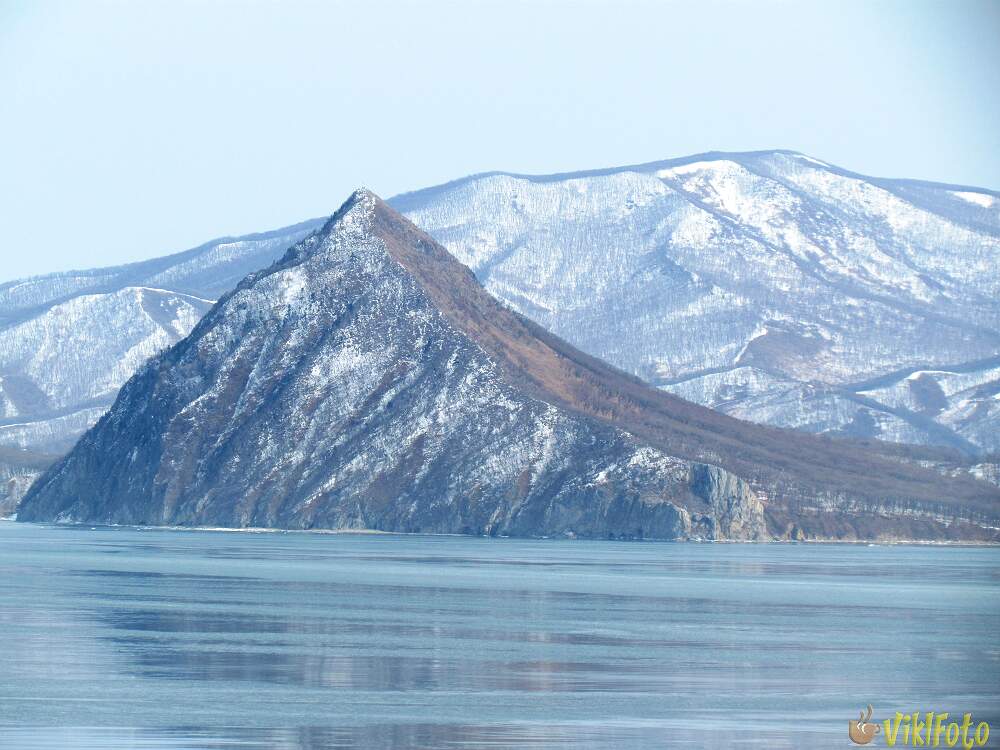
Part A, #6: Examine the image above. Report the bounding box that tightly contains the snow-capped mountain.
[20,192,998,541]
[0,286,211,453]
[393,150,1000,455]
[0,218,323,325]
[3,150,998,513]
[18,192,765,540]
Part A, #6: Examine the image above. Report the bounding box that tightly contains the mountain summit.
[17,191,763,539]
[18,190,999,540]
[5,151,998,517]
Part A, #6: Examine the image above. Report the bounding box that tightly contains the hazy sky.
[2,0,999,283]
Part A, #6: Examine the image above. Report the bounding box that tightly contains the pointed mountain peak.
[306,188,457,274]
[318,187,383,234]
[313,187,441,260]
[21,182,765,540]
[19,181,998,543]
[342,186,384,213]
[276,188,400,270]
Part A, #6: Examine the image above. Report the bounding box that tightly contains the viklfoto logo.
[849,705,991,747]
[850,705,881,744]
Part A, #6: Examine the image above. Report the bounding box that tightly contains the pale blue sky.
[1,0,998,283]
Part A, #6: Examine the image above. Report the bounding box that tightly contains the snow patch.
[793,154,830,167]
[951,191,995,209]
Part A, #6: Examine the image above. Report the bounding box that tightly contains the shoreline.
[2,517,997,547]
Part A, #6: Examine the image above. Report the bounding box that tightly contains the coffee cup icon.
[849,705,881,745]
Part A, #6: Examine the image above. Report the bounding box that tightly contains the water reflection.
[0,721,831,750]
[1,523,998,750]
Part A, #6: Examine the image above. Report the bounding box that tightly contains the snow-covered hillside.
[22,191,996,541]
[2,149,998,509]
[19,192,769,540]
[0,220,322,508]
[394,150,1000,454]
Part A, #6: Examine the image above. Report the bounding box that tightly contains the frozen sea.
[1,521,997,749]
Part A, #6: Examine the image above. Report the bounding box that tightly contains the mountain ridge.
[391,149,1000,212]
[18,190,1000,541]
[3,151,999,513]
[395,150,1000,454]
[17,190,766,540]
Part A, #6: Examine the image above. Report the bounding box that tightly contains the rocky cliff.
[0,447,55,517]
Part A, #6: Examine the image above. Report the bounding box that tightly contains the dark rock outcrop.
[688,464,767,540]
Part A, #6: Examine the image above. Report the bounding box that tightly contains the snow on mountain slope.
[0,220,324,325]
[0,220,323,465]
[0,288,208,427]
[2,149,998,514]
[21,192,998,541]
[19,192,771,540]
[392,150,1000,453]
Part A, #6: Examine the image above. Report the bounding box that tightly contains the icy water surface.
[0,521,998,749]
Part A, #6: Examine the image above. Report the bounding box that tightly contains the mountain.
[18,192,1000,541]
[393,150,1000,456]
[3,150,999,513]
[0,219,323,511]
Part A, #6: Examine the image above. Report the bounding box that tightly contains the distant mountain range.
[19,191,999,541]
[2,151,998,515]
[0,219,322,453]
[393,151,1000,455]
